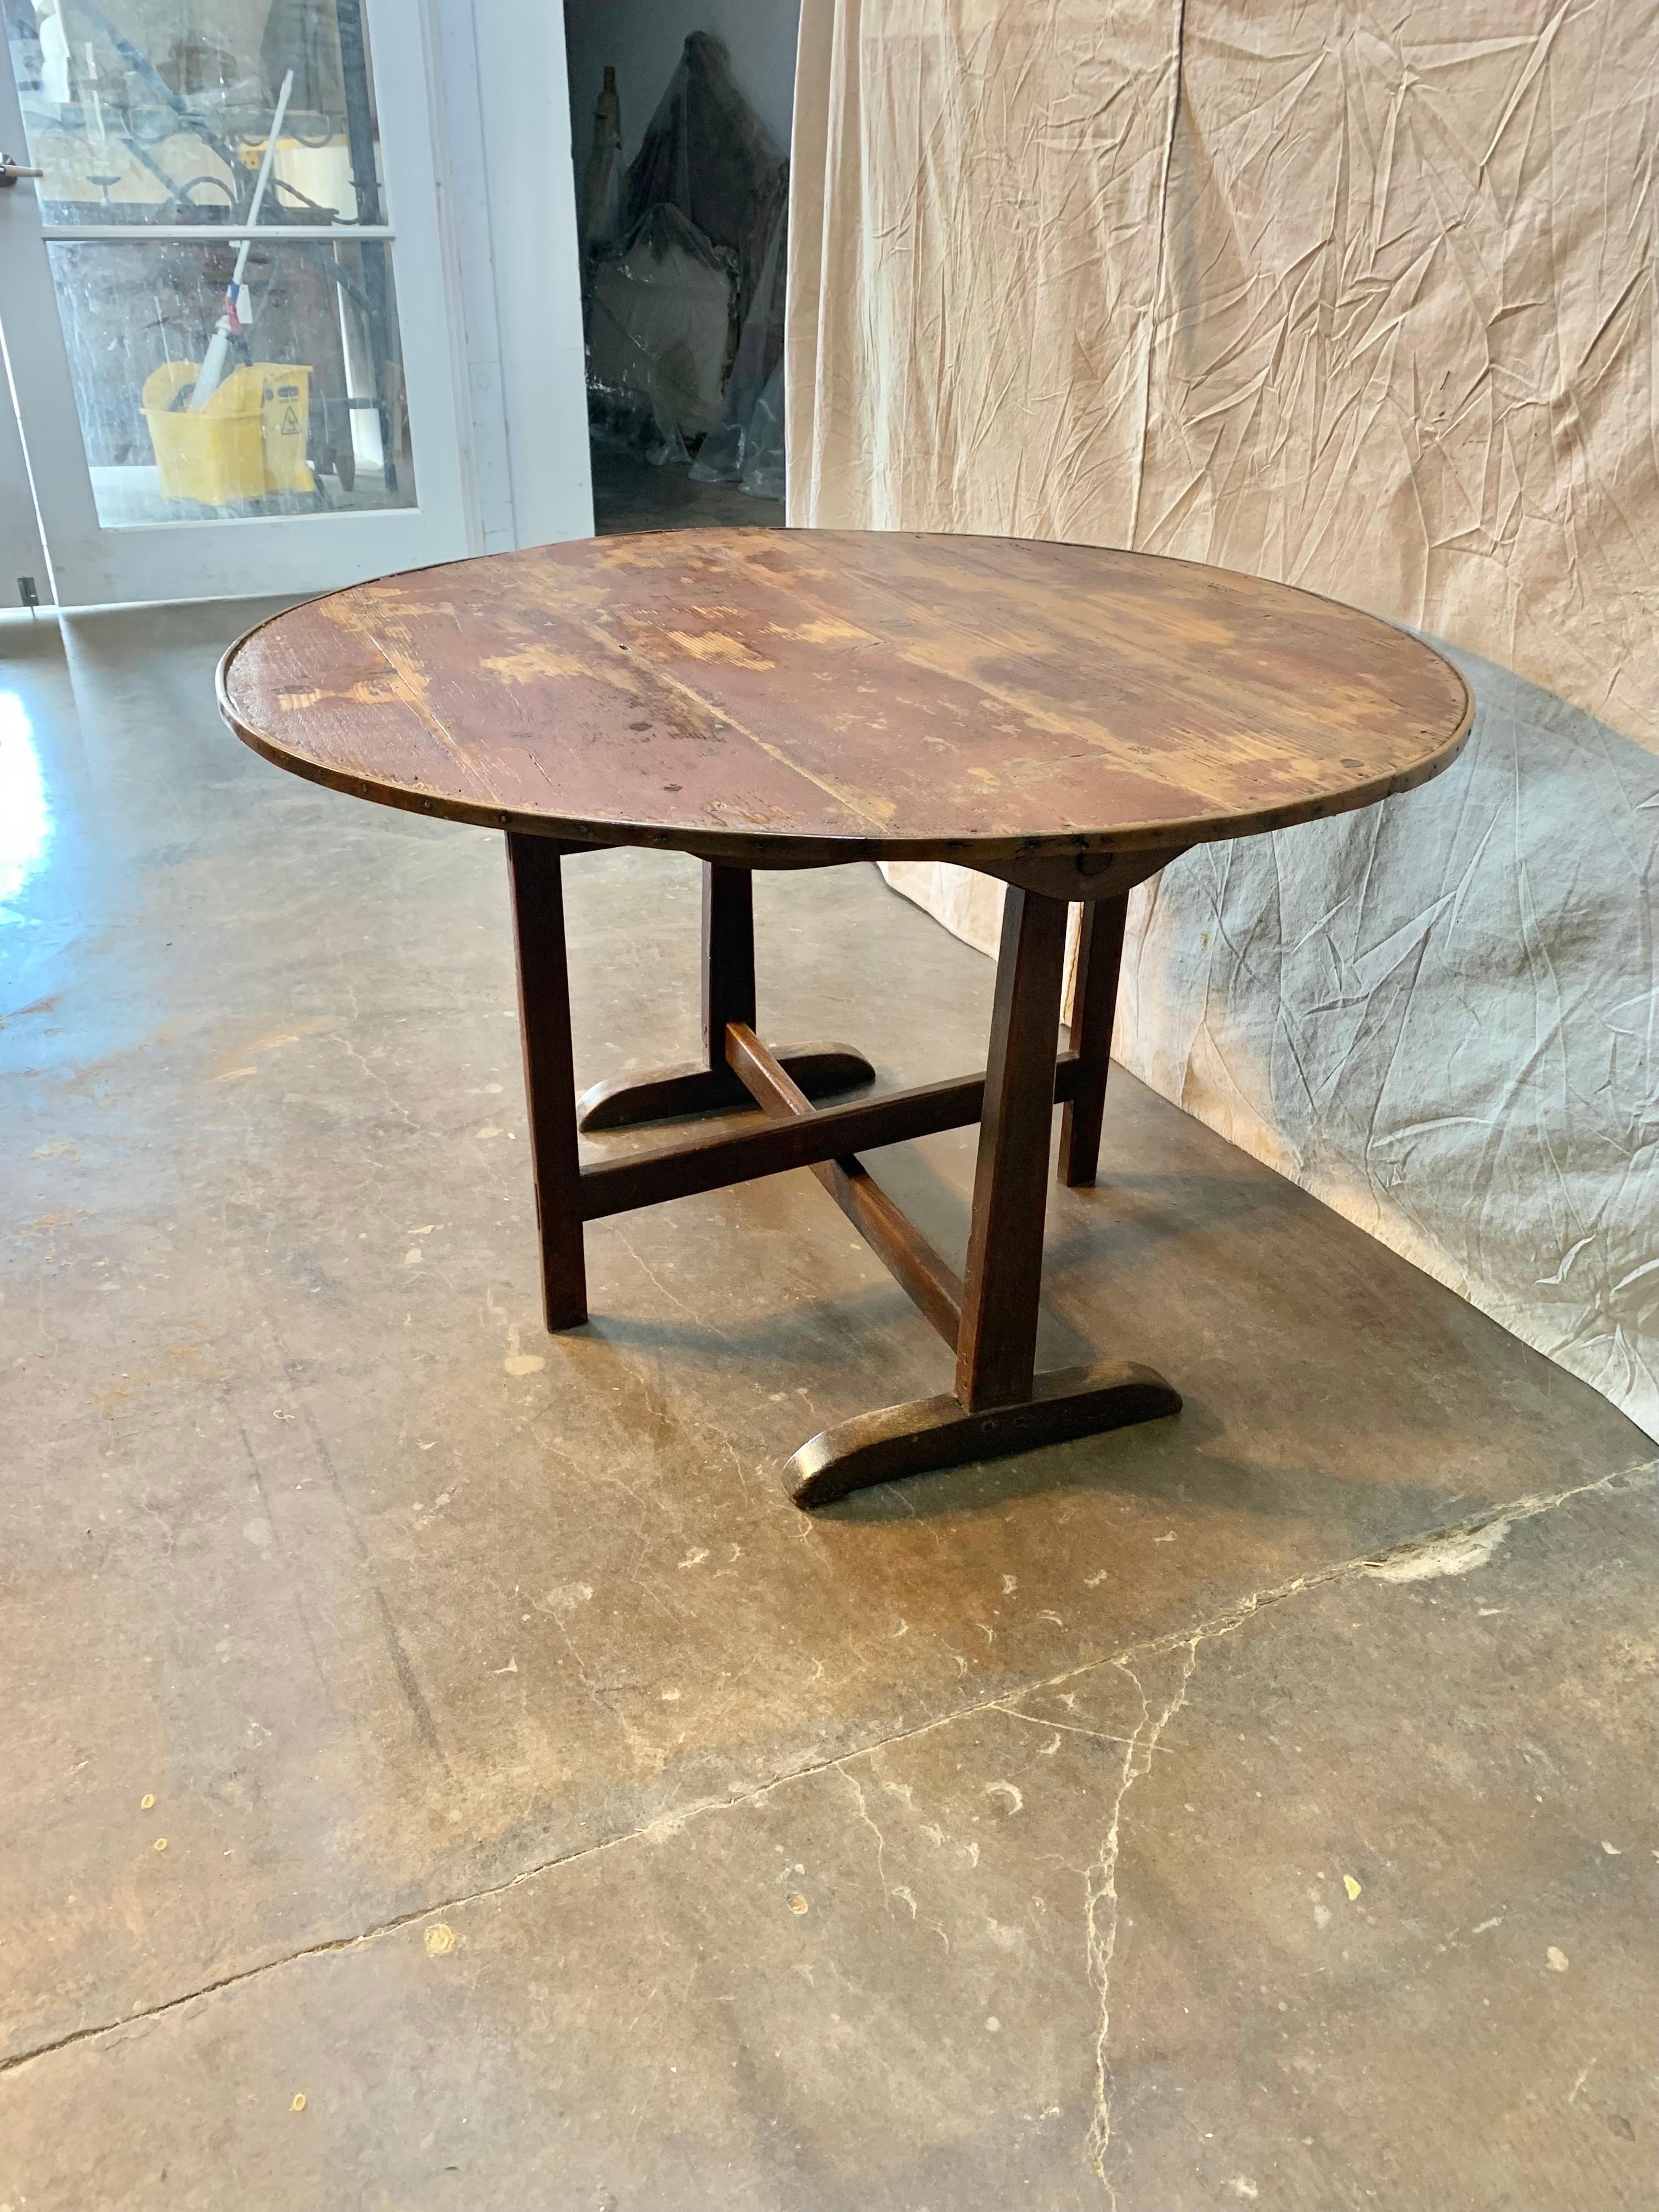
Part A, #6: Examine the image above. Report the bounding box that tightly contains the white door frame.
[0,364,49,606]
[0,0,580,608]
[429,0,595,556]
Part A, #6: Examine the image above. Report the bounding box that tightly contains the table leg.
[1060,892,1128,1189]
[703,861,757,1058]
[956,886,1071,1408]
[575,862,874,1131]
[785,884,1178,1508]
[506,833,587,1331]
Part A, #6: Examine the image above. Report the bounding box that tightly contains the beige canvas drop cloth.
[787,0,1659,1435]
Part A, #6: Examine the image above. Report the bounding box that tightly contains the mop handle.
[189,69,295,410]
[230,67,295,292]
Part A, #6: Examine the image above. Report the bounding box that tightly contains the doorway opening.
[560,2,798,537]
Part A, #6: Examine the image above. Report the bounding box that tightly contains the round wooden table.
[219,529,1471,1505]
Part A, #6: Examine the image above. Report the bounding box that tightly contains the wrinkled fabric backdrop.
[787,0,1658,1436]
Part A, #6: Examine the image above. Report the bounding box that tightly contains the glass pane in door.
[46,236,415,523]
[6,0,415,524]
[7,0,385,224]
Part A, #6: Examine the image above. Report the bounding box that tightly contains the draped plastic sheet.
[788,0,1659,1437]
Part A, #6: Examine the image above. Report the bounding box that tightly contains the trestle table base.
[506,839,1182,1506]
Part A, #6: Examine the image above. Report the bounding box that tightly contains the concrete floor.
[2,601,1655,2210]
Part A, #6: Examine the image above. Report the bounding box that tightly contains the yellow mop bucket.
[142,360,314,504]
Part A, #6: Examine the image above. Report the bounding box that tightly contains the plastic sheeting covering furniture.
[583,32,789,477]
[627,31,786,334]
[690,214,789,494]
[589,204,734,448]
[786,0,1658,1438]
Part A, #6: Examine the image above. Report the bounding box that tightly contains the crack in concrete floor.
[6,1452,1651,2090]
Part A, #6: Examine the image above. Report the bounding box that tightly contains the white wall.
[563,0,800,172]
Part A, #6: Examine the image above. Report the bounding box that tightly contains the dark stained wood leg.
[1060,893,1129,1189]
[783,884,1179,1509]
[575,860,874,1131]
[702,861,757,1057]
[506,833,587,1332]
[955,886,1070,1410]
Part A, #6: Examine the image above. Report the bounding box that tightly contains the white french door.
[0,0,473,606]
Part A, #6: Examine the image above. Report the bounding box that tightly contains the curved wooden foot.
[578,1043,874,1131]
[786,1359,1181,1509]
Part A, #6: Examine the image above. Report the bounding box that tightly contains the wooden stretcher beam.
[725,1023,964,1350]
[579,1050,1085,1223]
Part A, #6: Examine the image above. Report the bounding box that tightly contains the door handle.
[0,154,44,188]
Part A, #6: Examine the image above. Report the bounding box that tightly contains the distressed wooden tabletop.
[218,531,1471,867]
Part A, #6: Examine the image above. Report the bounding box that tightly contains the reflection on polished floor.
[2,602,1655,2209]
